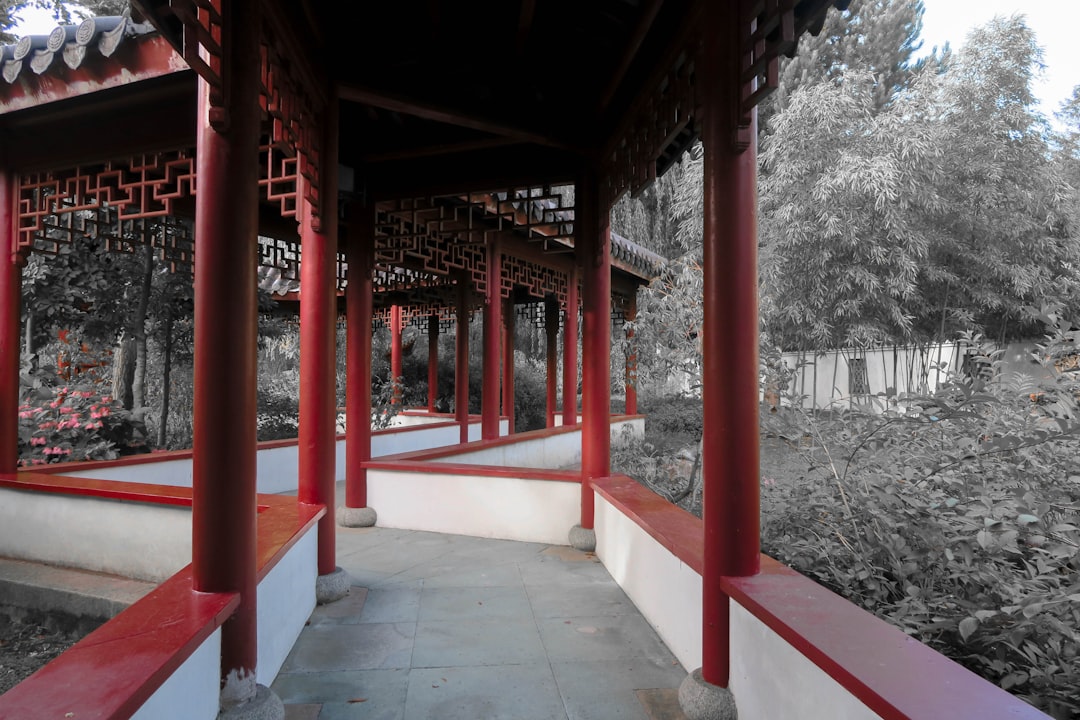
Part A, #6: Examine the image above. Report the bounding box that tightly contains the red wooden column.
[697,0,761,698]
[190,0,268,707]
[298,92,346,597]
[561,271,578,426]
[624,296,638,416]
[0,171,19,475]
[342,201,376,527]
[455,280,469,443]
[501,297,515,435]
[545,296,559,428]
[573,167,610,550]
[482,240,502,440]
[390,305,403,404]
[427,313,439,412]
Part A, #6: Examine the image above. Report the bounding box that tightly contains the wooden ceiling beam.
[596,0,666,113]
[362,137,522,164]
[516,0,536,58]
[338,84,582,154]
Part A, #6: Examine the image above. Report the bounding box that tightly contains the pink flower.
[49,400,60,409]
[18,410,34,419]
[59,407,73,415]
[42,447,53,455]
[30,437,46,446]
[101,396,112,404]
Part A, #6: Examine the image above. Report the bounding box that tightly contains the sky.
[10,1,1080,120]
[919,0,1079,120]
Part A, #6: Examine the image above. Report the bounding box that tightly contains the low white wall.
[386,412,454,427]
[0,487,190,582]
[368,469,578,545]
[729,603,884,720]
[442,418,641,470]
[370,423,462,458]
[58,421,483,493]
[131,628,221,720]
[593,491,702,670]
[257,525,317,684]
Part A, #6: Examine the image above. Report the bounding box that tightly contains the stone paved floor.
[272,525,688,720]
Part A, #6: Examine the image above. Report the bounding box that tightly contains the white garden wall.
[0,487,190,582]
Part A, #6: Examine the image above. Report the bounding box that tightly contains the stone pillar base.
[569,524,596,552]
[219,684,284,720]
[679,668,737,720]
[337,506,377,527]
[315,567,350,605]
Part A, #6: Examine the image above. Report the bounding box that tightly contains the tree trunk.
[112,335,136,409]
[22,312,33,358]
[157,306,173,448]
[131,245,154,411]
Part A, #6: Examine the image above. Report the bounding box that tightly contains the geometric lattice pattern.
[17,151,195,252]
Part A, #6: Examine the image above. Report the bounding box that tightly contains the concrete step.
[0,556,156,632]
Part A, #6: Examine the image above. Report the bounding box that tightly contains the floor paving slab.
[527,583,637,618]
[537,615,680,664]
[358,588,422,624]
[404,663,568,720]
[418,585,533,622]
[307,588,368,625]
[281,622,416,672]
[277,526,685,720]
[551,659,688,720]
[273,668,409,708]
[412,616,549,668]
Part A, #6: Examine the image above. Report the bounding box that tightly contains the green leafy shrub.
[19,334,147,464]
[640,393,702,451]
[761,323,1080,718]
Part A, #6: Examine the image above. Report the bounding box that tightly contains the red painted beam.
[390,305,403,404]
[191,0,263,699]
[0,171,19,475]
[346,203,375,509]
[427,314,439,412]
[700,1,762,689]
[0,35,187,115]
[562,270,579,427]
[578,168,611,529]
[545,297,559,428]
[482,242,502,440]
[502,298,515,435]
[455,281,470,444]
[298,95,339,575]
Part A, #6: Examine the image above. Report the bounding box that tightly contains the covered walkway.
[273,525,685,720]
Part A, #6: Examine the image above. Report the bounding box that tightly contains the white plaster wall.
[593,492,702,670]
[370,424,461,458]
[386,413,451,427]
[368,469,578,544]
[256,444,301,494]
[66,457,194,486]
[131,628,221,720]
[257,525,317,684]
[594,488,888,720]
[729,602,884,720]
[449,430,580,469]
[0,488,190,582]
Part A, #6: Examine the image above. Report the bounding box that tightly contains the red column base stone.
[678,668,737,720]
[337,506,377,528]
[568,524,596,552]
